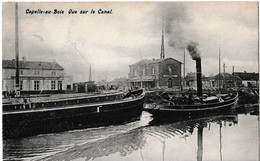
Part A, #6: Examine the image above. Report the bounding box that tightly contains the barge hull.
[3,96,144,139]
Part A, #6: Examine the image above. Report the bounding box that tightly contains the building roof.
[185,72,208,81]
[129,57,182,66]
[233,72,259,81]
[2,60,64,70]
[212,72,242,80]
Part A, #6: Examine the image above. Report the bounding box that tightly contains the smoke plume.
[186,41,201,60]
[157,3,190,49]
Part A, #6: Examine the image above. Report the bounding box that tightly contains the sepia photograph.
[2,2,259,161]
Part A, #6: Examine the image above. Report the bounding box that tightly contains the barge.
[3,89,145,139]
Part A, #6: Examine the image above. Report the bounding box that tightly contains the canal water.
[3,104,259,161]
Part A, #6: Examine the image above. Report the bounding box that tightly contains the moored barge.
[3,89,145,139]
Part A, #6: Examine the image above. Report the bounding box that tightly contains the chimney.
[196,58,202,97]
[160,20,165,59]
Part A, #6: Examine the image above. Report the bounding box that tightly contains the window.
[133,69,137,77]
[168,66,172,75]
[151,67,155,75]
[67,85,71,90]
[212,81,215,87]
[34,81,40,90]
[51,71,56,76]
[51,80,56,90]
[35,70,40,75]
[20,70,23,75]
[20,81,23,90]
[143,68,146,76]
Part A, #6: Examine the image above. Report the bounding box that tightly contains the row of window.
[133,66,174,77]
[133,67,155,77]
[19,80,56,90]
[19,70,56,76]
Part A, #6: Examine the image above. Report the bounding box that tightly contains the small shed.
[73,81,97,93]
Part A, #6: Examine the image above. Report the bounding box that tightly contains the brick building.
[2,59,70,95]
[184,72,214,90]
[233,72,259,87]
[128,57,182,90]
[211,72,242,89]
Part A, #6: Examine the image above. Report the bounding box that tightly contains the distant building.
[63,76,73,91]
[211,72,242,89]
[110,77,129,87]
[73,81,96,93]
[233,72,259,87]
[185,72,196,88]
[2,59,71,95]
[184,72,213,89]
[128,58,182,89]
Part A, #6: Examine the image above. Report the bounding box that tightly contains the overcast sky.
[2,2,258,82]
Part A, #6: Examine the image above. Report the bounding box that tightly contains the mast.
[89,66,92,81]
[160,20,165,59]
[218,47,221,92]
[223,63,226,89]
[183,50,185,87]
[15,2,20,95]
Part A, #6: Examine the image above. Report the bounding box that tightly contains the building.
[233,72,259,87]
[184,72,213,89]
[63,76,73,91]
[2,59,68,95]
[128,25,182,90]
[211,72,242,89]
[73,81,96,93]
[128,58,182,89]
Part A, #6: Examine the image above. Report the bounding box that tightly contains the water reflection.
[3,105,258,161]
[3,113,152,161]
[145,113,238,161]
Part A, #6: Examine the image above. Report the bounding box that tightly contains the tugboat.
[144,91,238,121]
[144,43,238,121]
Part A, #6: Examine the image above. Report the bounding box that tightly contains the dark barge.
[3,89,145,139]
[144,93,238,121]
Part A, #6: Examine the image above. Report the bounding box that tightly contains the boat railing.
[160,93,238,109]
[3,92,126,111]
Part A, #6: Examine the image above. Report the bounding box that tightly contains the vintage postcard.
[2,2,259,161]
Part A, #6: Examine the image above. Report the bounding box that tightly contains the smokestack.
[187,42,202,97]
[196,58,202,97]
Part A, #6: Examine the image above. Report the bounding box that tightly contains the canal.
[3,104,259,161]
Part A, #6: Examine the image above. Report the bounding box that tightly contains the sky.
[2,2,259,82]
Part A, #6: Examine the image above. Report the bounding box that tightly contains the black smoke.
[186,41,201,60]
